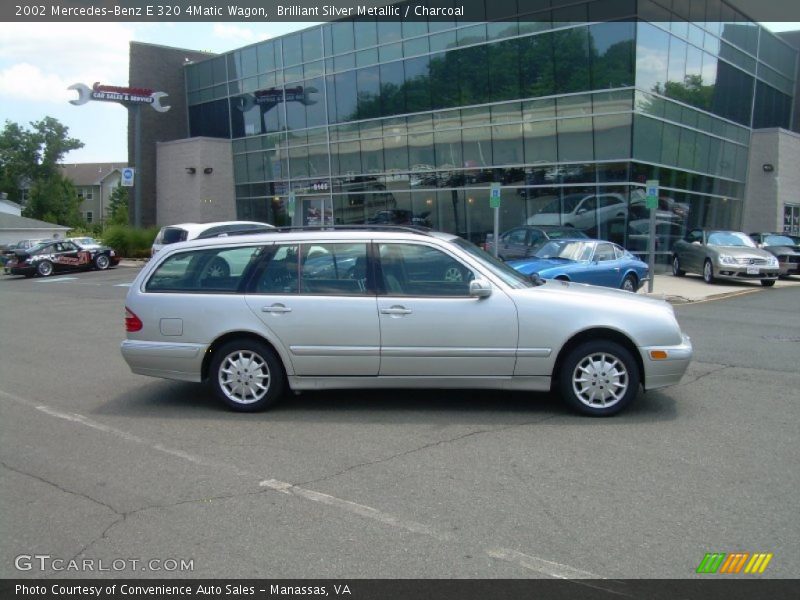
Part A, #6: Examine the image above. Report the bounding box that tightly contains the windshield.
[764,235,795,246]
[707,232,757,248]
[453,238,534,288]
[534,240,594,261]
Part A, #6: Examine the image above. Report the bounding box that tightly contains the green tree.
[108,184,130,226]
[24,173,83,227]
[0,117,84,202]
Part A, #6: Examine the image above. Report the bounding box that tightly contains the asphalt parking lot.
[0,265,798,580]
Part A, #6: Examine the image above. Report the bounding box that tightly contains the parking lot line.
[34,277,78,283]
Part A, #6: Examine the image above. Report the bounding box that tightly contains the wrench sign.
[68,82,170,113]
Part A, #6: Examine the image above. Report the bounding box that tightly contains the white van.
[151,221,274,256]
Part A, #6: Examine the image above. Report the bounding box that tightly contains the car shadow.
[96,379,679,425]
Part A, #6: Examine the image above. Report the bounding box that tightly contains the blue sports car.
[507,239,650,292]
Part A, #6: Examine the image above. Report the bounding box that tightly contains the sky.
[0,21,797,165]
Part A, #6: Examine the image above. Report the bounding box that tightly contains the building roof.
[59,163,126,186]
[0,213,71,231]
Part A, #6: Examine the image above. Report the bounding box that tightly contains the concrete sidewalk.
[640,273,800,303]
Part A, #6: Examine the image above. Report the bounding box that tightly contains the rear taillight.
[125,307,143,332]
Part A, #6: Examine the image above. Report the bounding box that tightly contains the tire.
[209,339,285,412]
[620,274,638,292]
[672,255,685,277]
[94,254,110,270]
[36,260,53,277]
[702,259,715,284]
[558,340,640,417]
[761,279,776,287]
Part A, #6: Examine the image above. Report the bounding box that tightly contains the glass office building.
[184,0,797,265]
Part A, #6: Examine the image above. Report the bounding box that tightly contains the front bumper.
[640,334,693,390]
[715,265,779,280]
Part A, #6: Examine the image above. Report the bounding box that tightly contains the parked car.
[151,221,274,256]
[2,239,45,272]
[625,219,685,253]
[485,226,589,261]
[7,239,119,277]
[748,232,800,277]
[672,229,780,286]
[121,227,691,417]
[527,193,627,231]
[507,239,649,292]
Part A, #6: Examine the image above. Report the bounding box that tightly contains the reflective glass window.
[435,129,462,170]
[331,21,355,55]
[636,22,669,93]
[589,21,635,89]
[307,144,329,178]
[383,132,409,172]
[289,146,309,179]
[334,70,357,123]
[356,66,381,119]
[429,52,460,110]
[458,45,489,105]
[404,56,432,113]
[554,26,591,94]
[632,115,663,164]
[354,20,378,49]
[557,117,593,162]
[380,61,405,116]
[462,127,492,168]
[283,33,302,66]
[519,33,555,97]
[492,124,523,166]
[488,39,520,102]
[408,133,435,171]
[523,120,557,164]
[302,29,322,62]
[377,21,402,44]
[379,42,403,63]
[594,114,632,160]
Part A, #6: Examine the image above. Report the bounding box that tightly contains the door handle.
[262,304,292,313]
[380,307,412,315]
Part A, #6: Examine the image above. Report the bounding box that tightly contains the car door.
[585,242,621,287]
[50,242,84,272]
[375,241,518,377]
[245,242,380,376]
[680,229,705,272]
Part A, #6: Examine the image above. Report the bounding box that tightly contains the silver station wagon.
[121,227,692,416]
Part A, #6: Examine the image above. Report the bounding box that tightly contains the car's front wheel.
[36,260,53,277]
[209,339,285,412]
[558,340,640,417]
[94,254,110,270]
[761,279,776,287]
[703,259,715,284]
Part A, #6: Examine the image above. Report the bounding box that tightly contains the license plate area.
[746,266,760,275]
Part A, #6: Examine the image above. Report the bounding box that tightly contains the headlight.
[768,256,778,266]
[718,254,736,265]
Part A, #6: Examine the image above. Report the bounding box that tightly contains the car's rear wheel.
[672,255,685,277]
[559,340,639,417]
[761,279,776,287]
[36,260,53,277]
[703,259,715,284]
[209,339,284,412]
[620,274,638,292]
[94,254,110,270]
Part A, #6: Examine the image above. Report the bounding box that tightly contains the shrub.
[101,225,158,258]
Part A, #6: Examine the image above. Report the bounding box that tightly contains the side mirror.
[469,279,492,298]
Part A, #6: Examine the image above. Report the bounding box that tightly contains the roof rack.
[270,225,434,236]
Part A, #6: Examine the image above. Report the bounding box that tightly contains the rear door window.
[146,246,264,293]
[161,228,189,244]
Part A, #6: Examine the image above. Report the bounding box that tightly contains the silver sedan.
[672,229,780,287]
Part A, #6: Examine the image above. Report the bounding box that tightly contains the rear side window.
[161,228,189,244]
[146,246,264,293]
